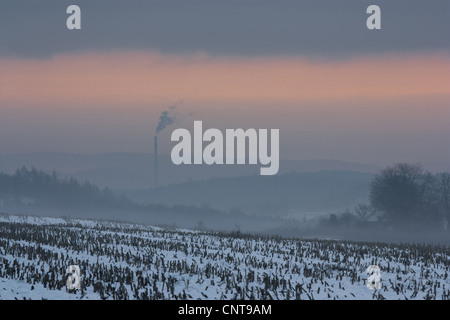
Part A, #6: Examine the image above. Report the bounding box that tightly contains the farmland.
[0,214,448,300]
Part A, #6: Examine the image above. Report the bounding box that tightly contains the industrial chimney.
[154,135,158,188]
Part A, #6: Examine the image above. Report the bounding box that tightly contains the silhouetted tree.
[354,204,377,223]
[370,163,425,225]
[370,163,445,227]
[437,172,450,231]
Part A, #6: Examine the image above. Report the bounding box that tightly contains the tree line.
[324,163,450,232]
[370,163,449,229]
[0,166,129,209]
[0,167,231,228]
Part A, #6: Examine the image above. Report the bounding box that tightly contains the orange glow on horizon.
[1,51,449,106]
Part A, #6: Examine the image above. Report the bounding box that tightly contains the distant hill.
[0,167,295,233]
[0,152,382,189]
[0,166,135,211]
[122,171,374,217]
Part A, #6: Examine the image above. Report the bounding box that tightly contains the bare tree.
[370,163,424,225]
[370,163,447,228]
[354,204,377,223]
[437,172,450,231]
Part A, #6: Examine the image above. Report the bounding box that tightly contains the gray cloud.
[0,0,448,59]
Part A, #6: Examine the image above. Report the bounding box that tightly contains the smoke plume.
[156,106,177,135]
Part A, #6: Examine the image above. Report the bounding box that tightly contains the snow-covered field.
[0,214,449,300]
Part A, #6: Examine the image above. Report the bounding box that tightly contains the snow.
[0,213,449,300]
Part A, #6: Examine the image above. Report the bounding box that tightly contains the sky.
[0,0,449,167]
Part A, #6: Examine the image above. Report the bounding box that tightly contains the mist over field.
[0,157,448,245]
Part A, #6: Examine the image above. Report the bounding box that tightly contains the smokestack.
[154,105,181,188]
[154,135,158,188]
